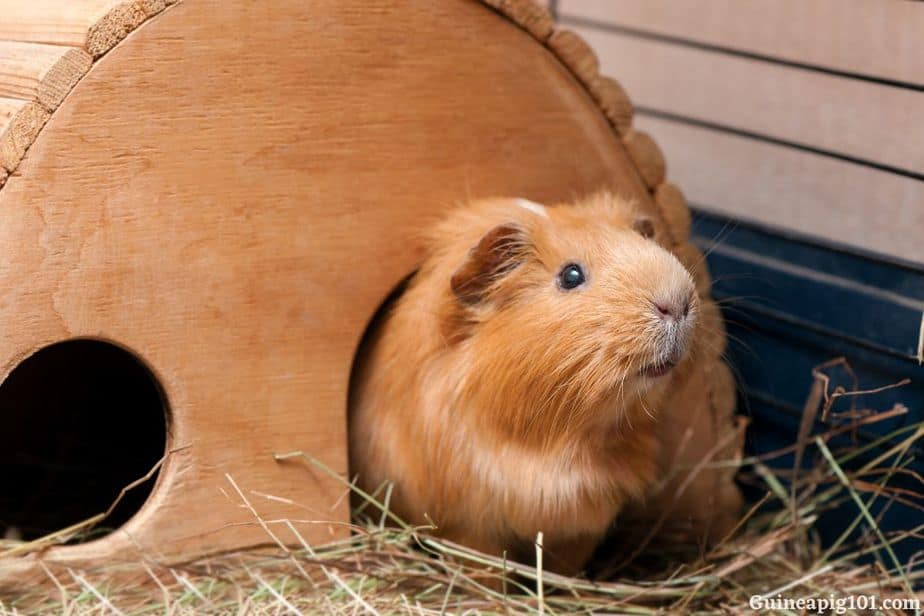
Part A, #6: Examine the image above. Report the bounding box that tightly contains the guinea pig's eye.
[633,218,656,239]
[558,263,585,290]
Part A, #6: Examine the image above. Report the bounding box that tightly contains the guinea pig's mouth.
[640,360,677,379]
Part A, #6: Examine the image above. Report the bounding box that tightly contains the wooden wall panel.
[560,0,924,264]
[558,0,924,86]
[638,116,924,264]
[571,27,924,175]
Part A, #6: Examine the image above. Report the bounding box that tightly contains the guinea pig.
[349,191,697,575]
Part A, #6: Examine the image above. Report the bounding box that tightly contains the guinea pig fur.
[349,192,698,575]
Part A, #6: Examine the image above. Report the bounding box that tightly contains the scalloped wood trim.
[624,129,667,189]
[480,0,554,42]
[547,28,600,87]
[588,75,633,137]
[0,42,92,111]
[654,182,691,246]
[0,0,174,184]
[0,98,50,171]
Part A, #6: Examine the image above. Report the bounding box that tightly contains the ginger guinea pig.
[349,192,697,574]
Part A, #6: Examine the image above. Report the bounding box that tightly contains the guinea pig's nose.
[654,293,693,322]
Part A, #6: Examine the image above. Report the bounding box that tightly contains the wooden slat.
[0,1,126,48]
[0,97,49,171]
[559,0,924,87]
[0,42,92,110]
[637,116,924,264]
[0,0,172,57]
[572,26,924,175]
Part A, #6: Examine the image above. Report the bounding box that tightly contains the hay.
[3,364,923,615]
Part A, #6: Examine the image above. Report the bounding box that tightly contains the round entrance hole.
[0,340,168,543]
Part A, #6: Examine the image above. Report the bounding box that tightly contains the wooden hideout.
[0,0,742,586]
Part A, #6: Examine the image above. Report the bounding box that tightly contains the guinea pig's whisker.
[718,316,760,337]
[723,333,761,363]
[694,327,760,365]
[635,389,656,421]
[621,384,637,432]
[707,304,756,326]
[616,375,628,409]
[695,219,739,262]
[709,294,766,307]
[709,272,772,286]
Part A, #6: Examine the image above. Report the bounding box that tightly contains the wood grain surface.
[639,115,924,263]
[559,0,924,86]
[0,0,740,586]
[564,0,924,265]
[0,0,659,582]
[574,26,924,174]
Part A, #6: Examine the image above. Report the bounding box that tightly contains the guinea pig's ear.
[450,223,528,305]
